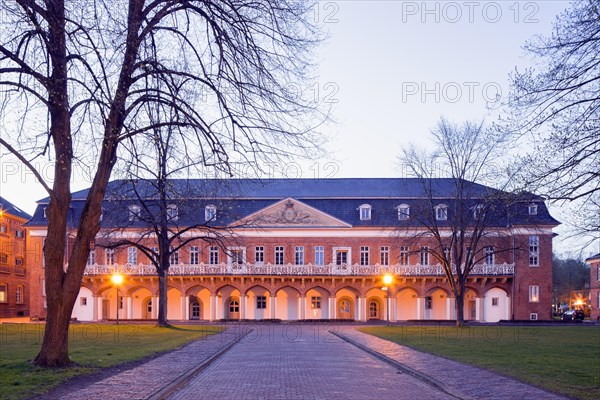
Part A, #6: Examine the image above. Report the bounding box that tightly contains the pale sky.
[2,1,592,254]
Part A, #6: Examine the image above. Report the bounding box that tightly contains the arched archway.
[245,285,270,320]
[71,287,94,321]
[189,297,202,320]
[275,286,300,320]
[187,285,211,321]
[424,288,449,320]
[396,287,418,321]
[367,297,382,320]
[337,296,354,320]
[464,289,478,321]
[143,297,153,319]
[305,286,331,320]
[484,287,510,322]
[216,285,241,320]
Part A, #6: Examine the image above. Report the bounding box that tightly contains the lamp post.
[383,273,393,326]
[111,273,124,325]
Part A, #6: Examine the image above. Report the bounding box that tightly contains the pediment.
[230,198,351,228]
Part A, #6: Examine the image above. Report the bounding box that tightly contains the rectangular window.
[314,246,324,265]
[336,250,348,265]
[0,224,7,234]
[127,247,137,264]
[360,246,370,266]
[230,249,244,264]
[530,313,538,321]
[311,296,321,309]
[529,236,539,266]
[105,248,115,266]
[119,297,124,309]
[492,297,499,306]
[190,246,199,265]
[0,253,7,264]
[170,250,179,265]
[0,284,7,303]
[255,246,264,264]
[80,297,87,306]
[485,246,494,265]
[16,286,23,304]
[420,247,429,266]
[275,246,284,265]
[87,250,96,266]
[294,246,304,265]
[400,246,409,265]
[443,247,451,263]
[15,257,24,266]
[256,296,267,309]
[424,296,432,309]
[209,246,219,265]
[529,285,540,302]
[380,246,389,266]
[598,266,600,281]
[15,229,24,239]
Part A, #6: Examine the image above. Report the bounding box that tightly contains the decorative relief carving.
[257,200,320,225]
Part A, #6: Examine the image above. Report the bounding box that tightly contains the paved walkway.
[168,324,452,400]
[42,323,569,400]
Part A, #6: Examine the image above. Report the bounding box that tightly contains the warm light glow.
[383,273,393,285]
[111,273,124,285]
[574,299,584,306]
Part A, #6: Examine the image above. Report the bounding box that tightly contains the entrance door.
[102,299,110,320]
[190,300,201,320]
[469,300,476,320]
[143,298,153,319]
[338,298,353,319]
[369,300,380,320]
[228,298,240,319]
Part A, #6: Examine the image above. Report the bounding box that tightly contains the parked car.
[561,309,584,321]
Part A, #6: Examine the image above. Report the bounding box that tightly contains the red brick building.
[586,253,600,321]
[0,197,31,317]
[26,178,558,322]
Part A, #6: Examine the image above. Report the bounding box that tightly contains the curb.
[147,328,253,400]
[330,331,471,400]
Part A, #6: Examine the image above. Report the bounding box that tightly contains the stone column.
[446,297,454,320]
[298,296,306,320]
[91,296,98,321]
[97,297,103,321]
[506,296,511,321]
[270,295,277,319]
[153,296,159,319]
[356,297,364,321]
[416,297,423,320]
[328,297,335,320]
[209,295,216,321]
[390,295,397,322]
[240,294,247,320]
[475,297,482,321]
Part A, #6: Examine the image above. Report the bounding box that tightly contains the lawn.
[0,323,223,400]
[359,325,600,400]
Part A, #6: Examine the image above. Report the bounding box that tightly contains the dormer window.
[435,204,448,221]
[205,205,217,222]
[473,204,484,220]
[128,205,141,221]
[528,203,538,215]
[396,204,410,220]
[43,207,47,219]
[358,204,371,221]
[167,204,179,221]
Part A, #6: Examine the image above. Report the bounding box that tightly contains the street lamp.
[111,273,124,325]
[383,273,393,326]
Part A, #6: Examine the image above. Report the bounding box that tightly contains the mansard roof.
[0,196,32,221]
[26,178,559,228]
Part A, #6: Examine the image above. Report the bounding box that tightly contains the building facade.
[0,197,31,318]
[586,253,600,321]
[26,179,558,322]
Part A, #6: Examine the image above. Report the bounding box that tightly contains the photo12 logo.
[401,81,502,104]
[401,1,540,24]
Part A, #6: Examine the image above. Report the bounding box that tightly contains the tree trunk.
[33,297,72,367]
[157,269,169,326]
[455,294,465,327]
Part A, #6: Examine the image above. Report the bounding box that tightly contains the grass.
[359,325,600,400]
[0,323,223,400]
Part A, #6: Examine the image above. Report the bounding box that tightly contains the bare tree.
[507,0,599,245]
[0,0,323,367]
[399,118,517,326]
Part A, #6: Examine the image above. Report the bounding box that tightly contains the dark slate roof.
[27,178,559,228]
[586,253,600,262]
[0,196,32,220]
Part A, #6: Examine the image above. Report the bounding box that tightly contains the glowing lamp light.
[383,273,393,285]
[574,299,584,306]
[111,273,124,285]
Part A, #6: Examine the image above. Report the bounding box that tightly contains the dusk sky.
[2,1,587,253]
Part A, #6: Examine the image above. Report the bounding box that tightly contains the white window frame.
[485,246,494,265]
[209,246,219,265]
[314,246,324,265]
[189,246,199,265]
[473,204,484,220]
[127,246,137,264]
[170,250,180,265]
[360,246,370,266]
[255,246,264,264]
[333,247,351,266]
[435,204,448,221]
[530,313,538,321]
[396,204,410,220]
[294,246,304,265]
[528,203,538,215]
[227,246,246,266]
[311,296,321,309]
[205,205,217,222]
[529,285,540,303]
[380,246,389,266]
[274,246,284,265]
[358,204,372,221]
[529,236,539,266]
[15,229,24,239]
[400,246,409,265]
[420,246,429,266]
[87,249,96,266]
[105,248,115,266]
[128,205,141,221]
[167,204,179,221]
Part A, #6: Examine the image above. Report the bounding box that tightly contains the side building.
[0,196,31,318]
[26,178,559,322]
[586,253,600,321]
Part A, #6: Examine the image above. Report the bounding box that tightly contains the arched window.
[358,204,371,221]
[396,204,410,220]
[205,205,217,222]
[435,204,448,221]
